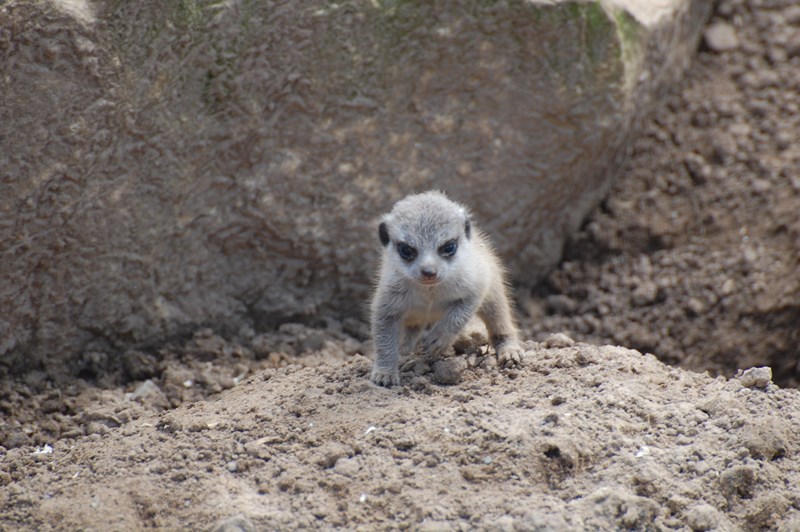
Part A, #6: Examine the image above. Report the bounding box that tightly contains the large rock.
[0,0,711,371]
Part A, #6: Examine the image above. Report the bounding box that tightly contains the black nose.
[421,268,437,280]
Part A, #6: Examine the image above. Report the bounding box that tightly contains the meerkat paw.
[496,340,524,368]
[421,333,453,358]
[370,365,400,387]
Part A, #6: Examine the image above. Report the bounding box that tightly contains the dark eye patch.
[378,222,390,247]
[396,242,417,262]
[438,239,458,258]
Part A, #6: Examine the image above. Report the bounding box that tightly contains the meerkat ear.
[464,218,471,239]
[378,222,390,247]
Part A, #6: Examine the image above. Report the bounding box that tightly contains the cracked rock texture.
[0,0,711,371]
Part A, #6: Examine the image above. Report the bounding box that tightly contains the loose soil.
[3,345,799,531]
[524,0,800,388]
[2,1,800,530]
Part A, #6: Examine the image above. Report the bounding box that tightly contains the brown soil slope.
[2,344,798,530]
[525,0,800,386]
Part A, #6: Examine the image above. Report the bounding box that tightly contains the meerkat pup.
[370,190,522,386]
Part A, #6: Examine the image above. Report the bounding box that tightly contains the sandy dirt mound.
[2,343,799,531]
[0,324,367,449]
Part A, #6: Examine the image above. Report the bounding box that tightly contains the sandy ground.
[2,340,799,531]
[2,1,800,530]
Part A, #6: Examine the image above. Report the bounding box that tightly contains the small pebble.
[632,281,659,306]
[433,358,466,385]
[785,6,800,24]
[735,367,772,389]
[704,22,739,52]
[685,297,706,316]
[244,438,272,460]
[417,520,453,532]
[493,515,516,531]
[413,360,432,376]
[775,130,792,151]
[316,443,348,468]
[685,504,721,532]
[333,457,360,477]
[128,379,160,400]
[212,515,256,532]
[720,278,736,296]
[544,333,575,349]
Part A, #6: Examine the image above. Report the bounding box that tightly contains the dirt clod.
[736,366,773,389]
[685,503,723,531]
[704,22,739,52]
[211,515,257,532]
[544,333,576,349]
[433,358,467,385]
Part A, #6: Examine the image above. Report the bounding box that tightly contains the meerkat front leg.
[479,286,523,367]
[371,312,402,386]
[421,296,480,357]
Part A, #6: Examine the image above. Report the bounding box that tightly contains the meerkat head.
[378,191,472,286]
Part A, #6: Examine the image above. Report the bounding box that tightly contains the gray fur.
[370,191,522,387]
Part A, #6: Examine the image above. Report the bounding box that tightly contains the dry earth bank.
[524,0,800,387]
[2,342,799,530]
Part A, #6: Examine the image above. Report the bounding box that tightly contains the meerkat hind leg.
[422,298,480,357]
[400,325,423,355]
[495,335,524,368]
[452,317,489,353]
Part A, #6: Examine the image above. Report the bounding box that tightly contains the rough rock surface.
[0,0,711,371]
[1,344,798,530]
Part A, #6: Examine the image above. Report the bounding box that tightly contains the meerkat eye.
[438,239,458,258]
[396,242,417,262]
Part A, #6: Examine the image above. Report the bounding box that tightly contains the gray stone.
[704,22,739,52]
[0,0,712,371]
[333,457,360,478]
[417,521,454,532]
[433,357,467,385]
[316,442,349,469]
[736,366,773,388]
[125,379,169,410]
[544,333,576,349]
[685,503,722,531]
[743,417,788,461]
[632,281,660,307]
[211,515,256,532]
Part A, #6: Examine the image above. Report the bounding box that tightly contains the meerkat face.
[378,191,472,287]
